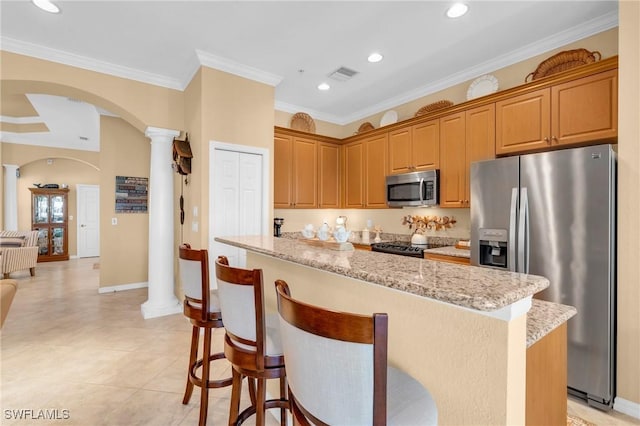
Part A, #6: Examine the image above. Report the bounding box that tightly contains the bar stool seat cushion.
[186,290,221,313]
[387,365,437,425]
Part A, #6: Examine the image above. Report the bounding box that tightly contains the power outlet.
[111,218,118,225]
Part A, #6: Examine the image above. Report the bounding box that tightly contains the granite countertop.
[526,299,577,347]
[216,235,549,312]
[424,246,471,258]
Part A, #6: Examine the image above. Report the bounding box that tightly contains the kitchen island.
[216,235,553,425]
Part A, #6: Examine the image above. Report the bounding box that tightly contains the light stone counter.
[527,299,577,347]
[216,235,548,312]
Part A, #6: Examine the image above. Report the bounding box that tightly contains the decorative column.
[3,164,19,231]
[141,126,182,319]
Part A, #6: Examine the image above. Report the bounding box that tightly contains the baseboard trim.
[614,396,640,419]
[98,281,148,294]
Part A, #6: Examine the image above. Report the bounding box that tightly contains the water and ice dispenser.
[478,229,509,269]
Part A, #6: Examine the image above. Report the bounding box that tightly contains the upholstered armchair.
[0,231,39,279]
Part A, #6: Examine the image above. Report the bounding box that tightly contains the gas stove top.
[370,242,444,258]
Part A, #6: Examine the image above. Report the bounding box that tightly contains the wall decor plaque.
[115,176,148,213]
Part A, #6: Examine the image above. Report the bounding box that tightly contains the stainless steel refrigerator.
[470,144,616,410]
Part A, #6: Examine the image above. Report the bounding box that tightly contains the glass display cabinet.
[29,188,70,262]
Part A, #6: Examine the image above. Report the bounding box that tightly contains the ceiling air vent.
[328,66,358,82]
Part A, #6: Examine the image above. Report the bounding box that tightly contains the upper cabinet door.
[364,134,389,208]
[551,69,618,146]
[292,137,318,208]
[412,120,440,171]
[388,127,412,174]
[496,88,551,155]
[439,112,466,208]
[465,104,496,204]
[273,133,293,208]
[318,142,340,208]
[344,141,364,208]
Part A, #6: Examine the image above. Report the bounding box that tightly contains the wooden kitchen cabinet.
[440,105,495,208]
[364,133,388,208]
[343,141,364,208]
[273,133,317,208]
[343,133,388,208]
[30,187,70,262]
[388,120,439,175]
[318,142,340,208]
[496,69,617,155]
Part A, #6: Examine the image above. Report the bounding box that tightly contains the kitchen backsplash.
[273,207,470,239]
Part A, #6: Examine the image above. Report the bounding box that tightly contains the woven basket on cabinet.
[525,49,601,82]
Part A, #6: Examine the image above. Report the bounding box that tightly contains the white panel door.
[77,184,100,257]
[211,148,263,268]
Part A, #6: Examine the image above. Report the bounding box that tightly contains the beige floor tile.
[3,258,638,426]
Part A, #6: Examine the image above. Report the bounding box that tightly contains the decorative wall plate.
[379,110,398,127]
[466,74,499,100]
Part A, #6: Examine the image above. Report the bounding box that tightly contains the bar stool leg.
[229,368,243,426]
[256,378,266,426]
[199,327,212,426]
[183,325,199,404]
[279,377,287,426]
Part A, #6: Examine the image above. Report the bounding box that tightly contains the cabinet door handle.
[551,136,558,144]
[544,137,550,144]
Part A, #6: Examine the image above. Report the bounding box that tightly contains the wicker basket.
[414,100,454,117]
[525,49,601,82]
[290,112,316,133]
[357,122,375,134]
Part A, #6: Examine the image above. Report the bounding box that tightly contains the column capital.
[144,126,180,141]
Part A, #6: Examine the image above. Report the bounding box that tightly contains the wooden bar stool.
[178,244,233,426]
[214,256,288,426]
[275,279,438,425]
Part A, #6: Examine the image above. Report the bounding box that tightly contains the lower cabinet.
[526,323,568,426]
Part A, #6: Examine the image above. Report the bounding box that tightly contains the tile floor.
[1,258,638,425]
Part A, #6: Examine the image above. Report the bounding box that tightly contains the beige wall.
[1,51,184,134]
[2,144,100,257]
[98,116,150,287]
[616,0,640,409]
[274,110,345,139]
[182,67,275,250]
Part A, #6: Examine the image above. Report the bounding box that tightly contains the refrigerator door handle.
[518,187,530,273]
[509,187,518,272]
[419,178,424,204]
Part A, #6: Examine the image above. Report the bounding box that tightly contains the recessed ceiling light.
[32,0,60,13]
[446,3,468,18]
[317,83,330,91]
[368,53,383,63]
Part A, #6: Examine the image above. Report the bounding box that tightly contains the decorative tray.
[299,238,354,251]
[415,100,454,116]
[525,49,601,82]
[290,112,316,133]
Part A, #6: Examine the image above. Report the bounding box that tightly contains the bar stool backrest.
[178,244,211,322]
[275,280,388,425]
[215,256,267,360]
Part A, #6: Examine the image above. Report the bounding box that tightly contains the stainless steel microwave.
[386,170,439,207]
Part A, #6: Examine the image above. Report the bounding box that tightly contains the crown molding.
[274,100,344,125]
[0,37,184,91]
[277,11,619,125]
[0,115,42,124]
[194,49,283,87]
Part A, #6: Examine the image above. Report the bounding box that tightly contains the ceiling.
[0,0,619,150]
